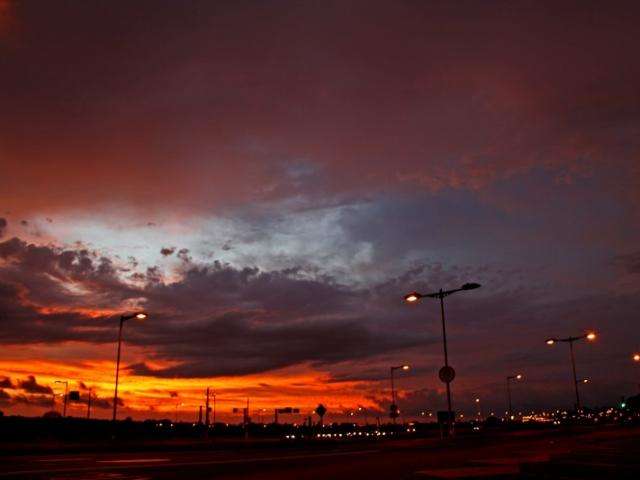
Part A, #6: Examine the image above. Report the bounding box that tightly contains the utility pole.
[87,388,92,419]
[205,388,211,426]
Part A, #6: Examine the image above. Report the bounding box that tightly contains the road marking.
[97,458,170,464]
[35,457,90,462]
[0,449,380,476]
[415,465,519,478]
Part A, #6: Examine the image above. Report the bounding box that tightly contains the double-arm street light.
[545,332,596,411]
[112,311,147,422]
[389,365,410,423]
[506,374,523,420]
[404,282,481,436]
[55,380,69,417]
[474,397,482,421]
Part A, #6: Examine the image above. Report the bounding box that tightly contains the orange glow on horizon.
[0,350,383,422]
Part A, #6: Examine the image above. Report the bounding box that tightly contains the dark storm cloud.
[1,1,639,216]
[11,393,54,408]
[0,235,140,318]
[0,376,13,388]
[368,387,443,416]
[160,247,175,256]
[613,251,640,275]
[0,235,430,375]
[18,376,52,394]
[0,389,10,404]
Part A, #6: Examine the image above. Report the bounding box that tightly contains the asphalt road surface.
[2,428,639,479]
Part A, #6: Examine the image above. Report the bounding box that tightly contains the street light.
[175,402,183,423]
[475,397,482,420]
[112,311,147,421]
[404,282,481,436]
[390,364,410,423]
[506,374,523,420]
[633,353,640,362]
[55,380,69,417]
[545,331,596,411]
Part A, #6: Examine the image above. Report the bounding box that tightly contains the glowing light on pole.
[403,282,481,436]
[113,312,147,421]
[545,331,596,411]
[389,364,410,423]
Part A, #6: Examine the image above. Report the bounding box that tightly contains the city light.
[633,353,640,362]
[586,332,596,341]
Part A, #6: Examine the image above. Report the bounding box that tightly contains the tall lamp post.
[506,374,523,420]
[55,380,69,417]
[112,312,147,421]
[389,365,410,423]
[404,282,481,436]
[545,332,596,411]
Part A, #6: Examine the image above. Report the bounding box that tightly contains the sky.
[0,0,639,423]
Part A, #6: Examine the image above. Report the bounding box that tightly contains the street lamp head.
[475,398,480,403]
[461,282,481,291]
[516,374,523,380]
[404,292,421,303]
[582,378,590,384]
[546,339,555,346]
[633,353,640,362]
[586,332,596,341]
[402,365,410,370]
[122,311,149,321]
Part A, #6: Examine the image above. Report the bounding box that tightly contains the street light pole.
[546,332,596,411]
[506,374,522,420]
[389,365,409,424]
[569,341,580,411]
[438,291,452,428]
[112,312,147,422]
[390,367,396,407]
[55,380,68,417]
[404,282,481,437]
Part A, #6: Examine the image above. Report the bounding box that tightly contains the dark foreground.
[1,427,639,479]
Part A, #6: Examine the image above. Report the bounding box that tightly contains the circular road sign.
[439,366,456,383]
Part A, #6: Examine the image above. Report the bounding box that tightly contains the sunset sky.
[1,0,639,423]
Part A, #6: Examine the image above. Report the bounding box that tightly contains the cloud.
[10,393,54,408]
[1,2,639,218]
[613,251,640,275]
[18,375,53,394]
[0,388,10,404]
[160,247,175,256]
[0,376,13,388]
[0,218,6,237]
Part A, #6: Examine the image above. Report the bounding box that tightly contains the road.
[1,427,639,479]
